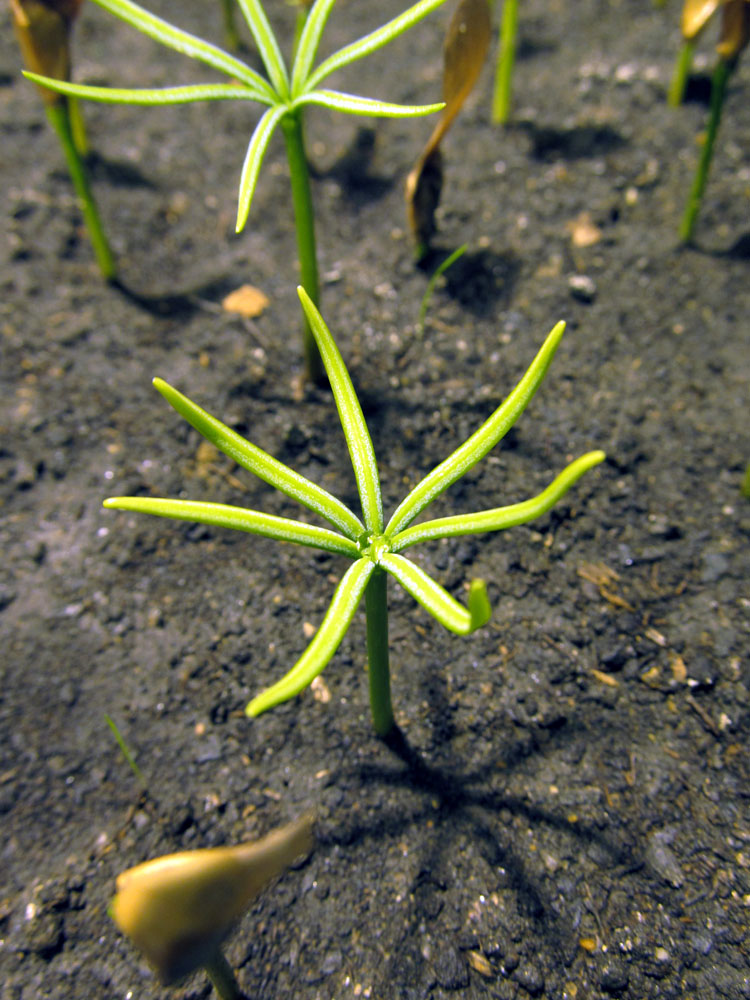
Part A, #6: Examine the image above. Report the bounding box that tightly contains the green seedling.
[668,0,750,241]
[105,713,146,788]
[416,242,467,337]
[741,461,750,500]
[27,0,449,383]
[12,0,116,280]
[492,0,518,124]
[104,288,604,738]
[111,813,313,998]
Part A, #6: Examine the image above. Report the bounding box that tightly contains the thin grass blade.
[90,0,275,96]
[235,0,290,98]
[154,378,364,540]
[379,552,489,633]
[386,321,567,537]
[246,557,375,715]
[307,0,449,91]
[236,103,288,232]
[295,90,444,117]
[298,288,383,533]
[390,451,606,551]
[102,497,360,557]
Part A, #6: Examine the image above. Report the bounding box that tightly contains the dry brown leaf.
[221,284,270,318]
[681,0,722,40]
[406,0,491,255]
[717,0,750,58]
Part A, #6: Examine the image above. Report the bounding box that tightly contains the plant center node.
[357,531,390,564]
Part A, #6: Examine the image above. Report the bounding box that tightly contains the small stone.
[568,274,596,303]
[432,943,469,990]
[514,962,545,996]
[599,957,629,994]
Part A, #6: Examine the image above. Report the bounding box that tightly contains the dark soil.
[2,1,749,998]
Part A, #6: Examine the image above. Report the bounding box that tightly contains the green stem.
[280,111,325,385]
[68,96,89,156]
[221,0,240,51]
[365,569,394,737]
[668,39,695,108]
[204,948,244,1000]
[680,57,733,244]
[492,0,518,125]
[45,100,116,280]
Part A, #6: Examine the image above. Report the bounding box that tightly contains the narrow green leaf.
[306,0,449,91]
[23,75,272,107]
[298,288,383,533]
[291,0,337,97]
[390,451,606,551]
[235,0,290,99]
[236,103,288,232]
[153,378,364,540]
[295,90,445,118]
[386,321,567,537]
[246,557,375,715]
[102,497,360,557]
[379,552,489,634]
[90,0,275,97]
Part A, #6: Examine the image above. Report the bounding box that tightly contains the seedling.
[492,0,518,124]
[11,0,116,280]
[406,0,491,258]
[668,0,750,241]
[416,242,467,337]
[104,288,604,738]
[27,0,450,382]
[111,813,313,998]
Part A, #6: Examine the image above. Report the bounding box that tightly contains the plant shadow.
[514,120,626,161]
[316,680,644,995]
[419,246,521,316]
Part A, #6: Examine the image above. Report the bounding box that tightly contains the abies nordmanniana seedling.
[104,289,605,739]
[27,0,451,382]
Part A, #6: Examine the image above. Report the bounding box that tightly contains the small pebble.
[568,274,597,303]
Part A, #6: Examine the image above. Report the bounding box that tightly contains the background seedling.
[103,288,604,739]
[406,0,491,258]
[111,813,313,999]
[492,0,518,124]
[27,0,449,383]
[416,242,467,337]
[11,0,116,280]
[668,0,750,241]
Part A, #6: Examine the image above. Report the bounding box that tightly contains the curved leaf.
[390,451,606,551]
[379,552,490,634]
[246,557,375,715]
[298,288,383,533]
[385,321,567,537]
[295,89,444,118]
[23,74,272,106]
[91,0,275,96]
[153,379,364,540]
[236,103,288,232]
[102,497,360,557]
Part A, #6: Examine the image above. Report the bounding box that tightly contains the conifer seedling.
[103,288,604,738]
[26,0,450,382]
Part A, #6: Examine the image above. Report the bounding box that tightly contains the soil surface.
[2,1,749,998]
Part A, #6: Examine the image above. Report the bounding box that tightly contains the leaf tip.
[468,578,491,631]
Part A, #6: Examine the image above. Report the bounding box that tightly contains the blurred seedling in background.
[416,242,467,337]
[406,0,491,259]
[111,813,313,999]
[11,0,117,279]
[668,0,750,241]
[27,0,449,384]
[103,287,604,739]
[491,0,518,124]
